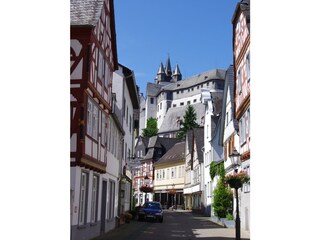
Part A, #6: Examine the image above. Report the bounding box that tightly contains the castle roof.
[161,69,226,92]
[158,103,205,134]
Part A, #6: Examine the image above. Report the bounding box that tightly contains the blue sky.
[114,0,239,95]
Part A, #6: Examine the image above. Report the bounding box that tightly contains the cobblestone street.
[93,211,250,240]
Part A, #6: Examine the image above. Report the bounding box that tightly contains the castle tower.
[155,62,166,84]
[165,56,172,77]
[172,64,182,82]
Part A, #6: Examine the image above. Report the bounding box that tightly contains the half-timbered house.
[232,0,250,232]
[70,0,118,239]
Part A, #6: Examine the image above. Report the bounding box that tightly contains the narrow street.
[92,210,250,240]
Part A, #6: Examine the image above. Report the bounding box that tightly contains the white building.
[112,64,140,215]
[201,87,224,216]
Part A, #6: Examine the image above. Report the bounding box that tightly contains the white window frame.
[98,50,105,81]
[101,112,106,146]
[246,52,250,82]
[79,171,88,225]
[237,69,242,95]
[91,175,99,223]
[87,97,99,141]
[108,180,115,220]
[87,99,93,136]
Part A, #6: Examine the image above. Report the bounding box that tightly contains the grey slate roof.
[70,0,104,26]
[219,65,239,145]
[211,116,224,163]
[161,69,226,92]
[158,103,205,134]
[146,83,162,97]
[154,142,185,166]
[186,127,204,164]
[143,136,183,161]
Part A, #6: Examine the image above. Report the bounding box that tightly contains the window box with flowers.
[139,186,154,193]
[225,171,250,189]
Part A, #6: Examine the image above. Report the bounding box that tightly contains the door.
[100,181,107,234]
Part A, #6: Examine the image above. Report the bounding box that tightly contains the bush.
[226,213,234,220]
[212,178,233,218]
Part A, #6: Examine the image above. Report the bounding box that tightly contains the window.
[193,99,196,103]
[108,180,115,219]
[177,91,179,94]
[247,108,250,138]
[246,52,250,82]
[129,115,132,133]
[87,98,98,140]
[150,97,154,104]
[126,107,128,125]
[79,171,88,225]
[98,50,104,81]
[187,101,190,105]
[180,102,184,106]
[167,169,170,179]
[173,104,176,107]
[91,175,99,223]
[226,111,229,126]
[123,98,126,119]
[243,166,250,193]
[160,102,162,110]
[104,61,110,87]
[87,99,93,136]
[101,113,106,146]
[171,167,175,178]
[240,116,246,144]
[237,69,242,94]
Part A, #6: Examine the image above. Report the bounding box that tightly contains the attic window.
[204,76,208,79]
[177,84,181,87]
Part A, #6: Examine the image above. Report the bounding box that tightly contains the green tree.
[212,177,233,218]
[177,105,199,139]
[211,162,233,218]
[142,117,158,137]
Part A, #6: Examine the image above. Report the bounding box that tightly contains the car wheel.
[159,218,163,223]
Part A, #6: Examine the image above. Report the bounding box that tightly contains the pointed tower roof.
[173,64,181,76]
[157,62,165,74]
[165,56,172,75]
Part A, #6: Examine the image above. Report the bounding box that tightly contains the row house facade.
[70,0,118,239]
[112,64,140,216]
[200,85,225,216]
[133,136,182,206]
[232,0,250,231]
[184,127,205,212]
[153,142,186,209]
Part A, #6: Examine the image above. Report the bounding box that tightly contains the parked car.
[138,201,163,222]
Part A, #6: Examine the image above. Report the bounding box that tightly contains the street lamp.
[229,148,241,240]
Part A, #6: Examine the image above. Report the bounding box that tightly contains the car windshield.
[144,202,161,209]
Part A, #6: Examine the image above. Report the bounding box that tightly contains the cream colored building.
[153,142,185,209]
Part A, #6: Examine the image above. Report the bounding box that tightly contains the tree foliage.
[177,105,199,139]
[142,117,158,137]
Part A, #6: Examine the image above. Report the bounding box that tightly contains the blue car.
[138,201,163,222]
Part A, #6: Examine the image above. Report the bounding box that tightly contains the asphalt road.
[92,210,250,240]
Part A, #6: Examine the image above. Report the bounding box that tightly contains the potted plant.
[139,185,154,193]
[225,171,250,189]
[124,212,133,223]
